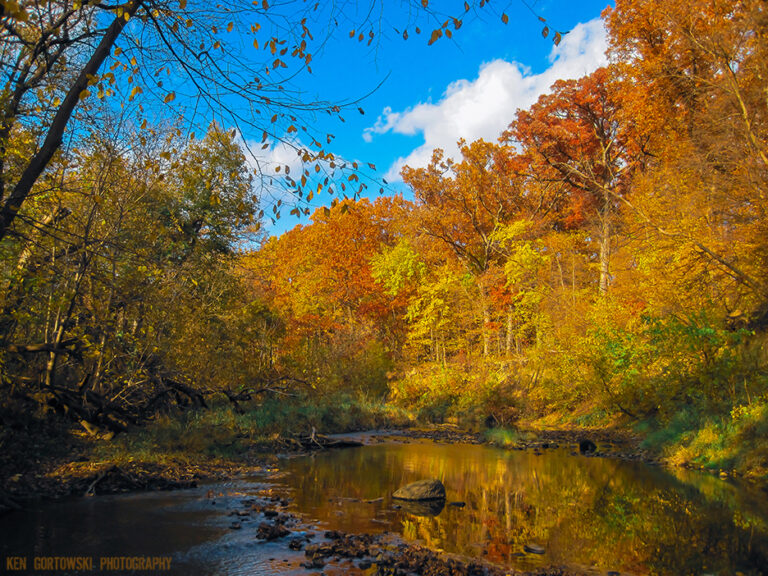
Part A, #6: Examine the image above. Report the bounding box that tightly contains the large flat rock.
[392,479,446,501]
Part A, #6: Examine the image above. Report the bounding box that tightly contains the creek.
[1,435,767,575]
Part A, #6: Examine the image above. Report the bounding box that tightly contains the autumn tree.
[0,119,270,431]
[245,196,411,397]
[606,0,768,325]
[0,0,556,250]
[507,67,638,295]
[402,139,565,357]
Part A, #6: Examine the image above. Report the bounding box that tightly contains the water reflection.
[1,443,767,576]
[274,443,768,575]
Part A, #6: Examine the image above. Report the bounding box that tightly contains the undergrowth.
[95,393,413,465]
[638,399,768,479]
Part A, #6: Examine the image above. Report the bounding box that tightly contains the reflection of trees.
[276,444,768,574]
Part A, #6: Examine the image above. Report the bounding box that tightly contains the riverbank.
[0,412,749,514]
[0,394,411,511]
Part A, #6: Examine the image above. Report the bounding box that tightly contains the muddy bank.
[0,426,363,514]
[0,455,251,513]
[389,425,648,459]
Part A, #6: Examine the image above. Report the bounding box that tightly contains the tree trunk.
[598,190,612,295]
[0,0,143,243]
[479,285,490,357]
[506,311,514,356]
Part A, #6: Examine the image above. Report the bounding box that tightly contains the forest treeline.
[2,0,768,474]
[246,0,768,471]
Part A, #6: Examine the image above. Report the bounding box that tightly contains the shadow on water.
[272,442,768,575]
[0,481,311,576]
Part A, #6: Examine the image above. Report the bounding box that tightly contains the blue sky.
[247,1,612,234]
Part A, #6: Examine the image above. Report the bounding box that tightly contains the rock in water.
[392,479,446,501]
[579,439,597,454]
[524,543,546,554]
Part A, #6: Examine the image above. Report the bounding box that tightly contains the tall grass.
[96,393,413,465]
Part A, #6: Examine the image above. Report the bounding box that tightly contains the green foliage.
[638,397,768,478]
[583,309,765,420]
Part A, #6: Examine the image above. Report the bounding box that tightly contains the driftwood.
[295,431,363,450]
[84,465,118,496]
[6,356,307,435]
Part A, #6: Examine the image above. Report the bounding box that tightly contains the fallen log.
[295,432,363,450]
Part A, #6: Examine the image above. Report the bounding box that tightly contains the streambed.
[1,436,767,575]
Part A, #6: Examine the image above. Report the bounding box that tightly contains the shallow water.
[1,438,767,575]
[272,440,768,575]
[0,479,311,575]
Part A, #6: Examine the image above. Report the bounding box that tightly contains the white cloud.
[365,18,608,181]
[242,139,305,178]
[235,137,307,207]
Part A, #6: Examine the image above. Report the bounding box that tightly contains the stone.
[524,543,545,554]
[579,439,597,454]
[288,538,305,551]
[392,479,446,501]
[256,522,290,540]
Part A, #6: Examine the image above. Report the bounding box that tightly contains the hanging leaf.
[501,13,509,24]
[428,29,442,45]
[542,26,549,38]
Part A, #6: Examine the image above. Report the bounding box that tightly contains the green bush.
[638,398,768,478]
